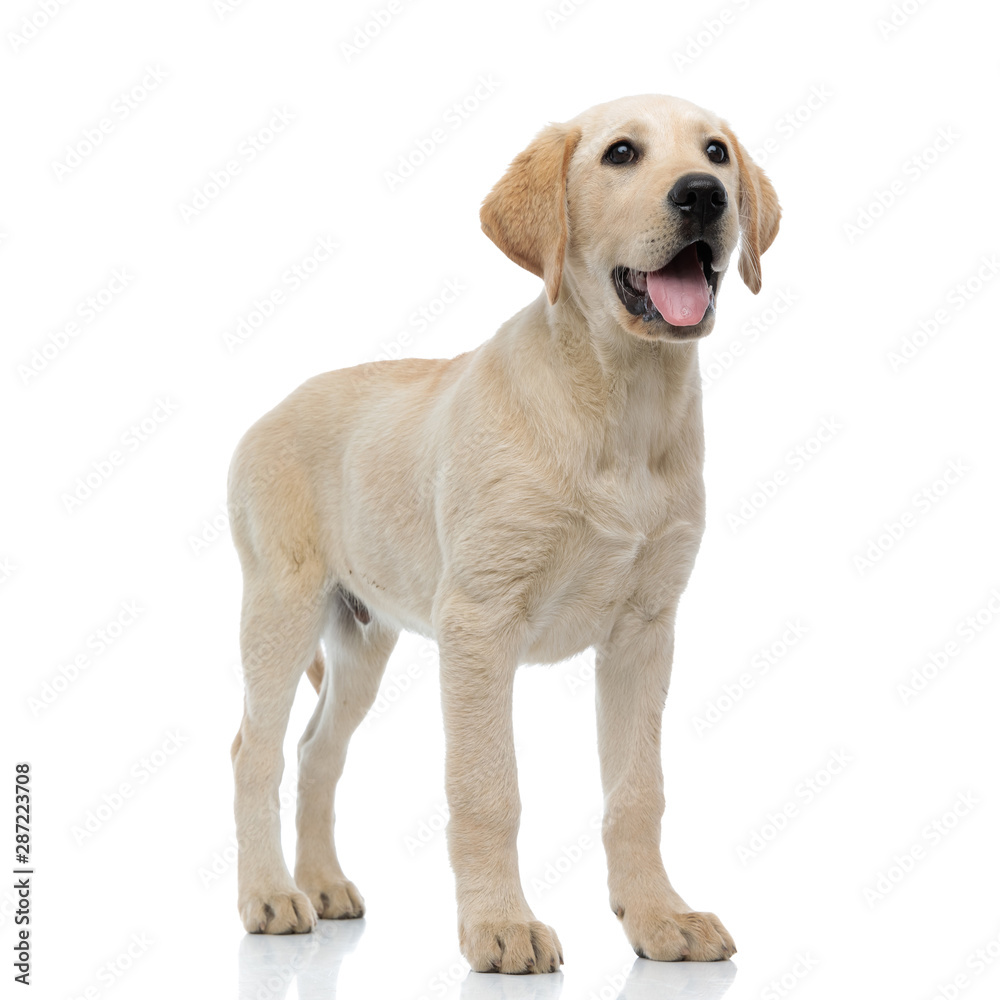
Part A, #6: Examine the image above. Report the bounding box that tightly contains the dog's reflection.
[458,967,565,1000]
[458,957,736,1000]
[238,925,735,1000]
[237,919,364,1000]
[618,958,736,998]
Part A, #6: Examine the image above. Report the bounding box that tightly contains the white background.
[3,1,1000,998]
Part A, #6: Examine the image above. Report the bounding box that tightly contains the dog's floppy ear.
[480,123,581,305]
[721,124,781,294]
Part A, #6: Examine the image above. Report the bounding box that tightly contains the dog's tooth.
[630,269,648,293]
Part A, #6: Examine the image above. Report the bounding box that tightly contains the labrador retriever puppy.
[229,93,779,973]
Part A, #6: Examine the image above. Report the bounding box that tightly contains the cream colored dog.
[229,94,779,973]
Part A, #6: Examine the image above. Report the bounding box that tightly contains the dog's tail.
[306,648,324,693]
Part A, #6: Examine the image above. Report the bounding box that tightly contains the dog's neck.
[492,289,704,475]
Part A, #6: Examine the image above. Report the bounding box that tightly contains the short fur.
[229,94,779,972]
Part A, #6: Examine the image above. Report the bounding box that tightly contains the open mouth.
[613,240,719,329]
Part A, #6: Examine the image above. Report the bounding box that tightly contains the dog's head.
[480,94,780,341]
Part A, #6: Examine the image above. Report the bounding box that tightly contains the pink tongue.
[646,244,710,327]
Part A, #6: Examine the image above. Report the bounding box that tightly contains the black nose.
[667,173,728,228]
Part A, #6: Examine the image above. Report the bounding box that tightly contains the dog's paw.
[297,875,365,920]
[240,887,317,934]
[460,917,563,974]
[619,906,735,962]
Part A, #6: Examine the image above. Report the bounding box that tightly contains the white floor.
[18,631,999,1000]
[234,917,738,1000]
[14,600,999,1000]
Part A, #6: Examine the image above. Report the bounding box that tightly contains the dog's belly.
[337,506,699,664]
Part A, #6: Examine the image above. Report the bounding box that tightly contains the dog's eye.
[705,141,728,164]
[604,141,637,165]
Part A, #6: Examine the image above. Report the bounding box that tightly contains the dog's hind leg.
[229,422,333,935]
[294,595,398,919]
[231,563,328,934]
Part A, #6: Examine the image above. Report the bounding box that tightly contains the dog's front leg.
[596,606,736,962]
[436,596,563,974]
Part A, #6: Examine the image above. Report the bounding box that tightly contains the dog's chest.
[521,462,704,662]
[575,447,703,539]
